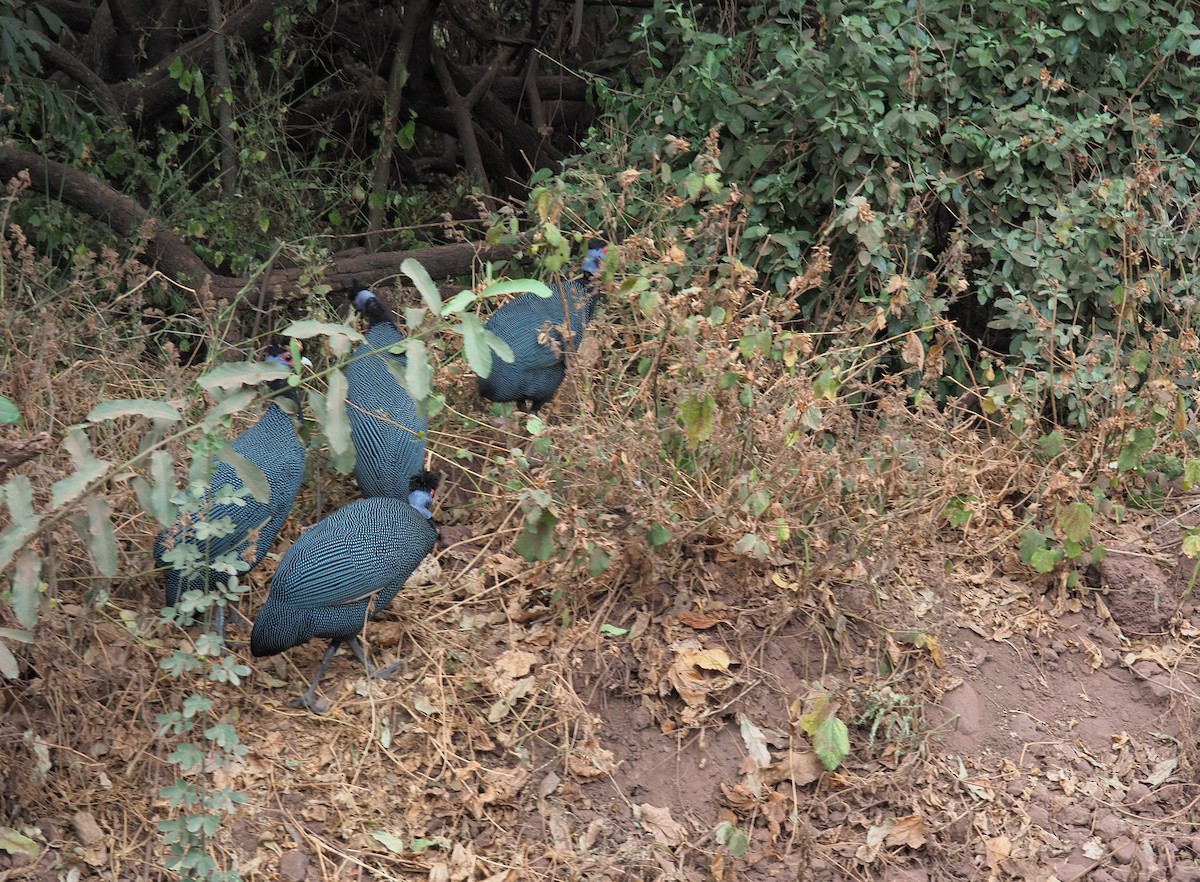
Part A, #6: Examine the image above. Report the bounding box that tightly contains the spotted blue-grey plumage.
[478,241,607,413]
[344,289,427,498]
[155,345,306,640]
[250,470,440,711]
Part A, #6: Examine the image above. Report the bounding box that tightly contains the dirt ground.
[3,480,1200,882]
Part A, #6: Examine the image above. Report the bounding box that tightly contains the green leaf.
[1037,431,1066,458]
[599,623,629,637]
[201,388,257,432]
[368,830,407,854]
[943,496,972,528]
[12,548,41,630]
[645,523,671,548]
[133,449,176,528]
[0,825,38,858]
[440,289,478,316]
[813,715,849,771]
[813,368,840,400]
[1182,531,1200,559]
[196,360,288,393]
[400,258,444,315]
[51,429,110,508]
[87,399,182,424]
[215,443,269,504]
[404,339,432,404]
[485,329,514,364]
[1018,529,1047,564]
[587,544,610,577]
[457,313,493,378]
[0,476,40,573]
[0,396,21,425]
[403,306,427,333]
[308,391,354,474]
[482,277,555,300]
[715,822,750,858]
[410,836,447,853]
[0,641,19,680]
[324,367,353,461]
[1185,459,1200,492]
[1057,502,1093,545]
[83,495,119,578]
[639,287,660,316]
[678,392,716,449]
[283,320,363,358]
[1030,548,1061,574]
[514,507,557,561]
[283,319,364,342]
[0,628,33,644]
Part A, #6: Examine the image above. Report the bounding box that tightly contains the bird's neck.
[265,383,304,423]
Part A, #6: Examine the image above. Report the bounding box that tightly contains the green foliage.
[576,0,1200,429]
[0,825,39,860]
[514,489,558,562]
[0,395,19,424]
[943,496,975,528]
[852,685,921,754]
[714,821,750,857]
[799,695,850,771]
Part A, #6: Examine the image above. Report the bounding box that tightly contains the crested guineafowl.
[477,239,607,414]
[344,287,427,498]
[155,344,307,642]
[250,470,440,712]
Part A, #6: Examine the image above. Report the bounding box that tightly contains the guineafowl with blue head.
[344,286,427,498]
[477,239,607,414]
[250,470,440,712]
[155,344,307,642]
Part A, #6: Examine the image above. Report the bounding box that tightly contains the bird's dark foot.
[286,691,333,714]
[371,659,408,681]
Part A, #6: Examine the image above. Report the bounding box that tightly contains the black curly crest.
[408,470,441,495]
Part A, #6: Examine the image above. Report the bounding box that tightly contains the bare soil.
[3,484,1200,882]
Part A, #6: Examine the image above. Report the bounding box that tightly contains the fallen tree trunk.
[0,144,513,310]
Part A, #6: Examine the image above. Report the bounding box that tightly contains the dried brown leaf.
[884,814,927,849]
[637,803,687,847]
[985,836,1011,876]
[492,649,538,679]
[565,738,615,779]
[675,610,727,630]
[760,748,823,787]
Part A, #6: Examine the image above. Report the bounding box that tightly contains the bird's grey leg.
[288,639,342,712]
[345,636,375,675]
[345,637,406,681]
[211,602,251,647]
[224,604,252,628]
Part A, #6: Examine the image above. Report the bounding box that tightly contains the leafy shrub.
[572,0,1200,429]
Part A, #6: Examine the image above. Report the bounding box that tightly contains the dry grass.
[7,172,1200,882]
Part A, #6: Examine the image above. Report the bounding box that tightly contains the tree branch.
[31,31,124,120]
[367,0,434,251]
[432,45,491,199]
[109,0,308,124]
[207,0,237,196]
[1,144,513,312]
